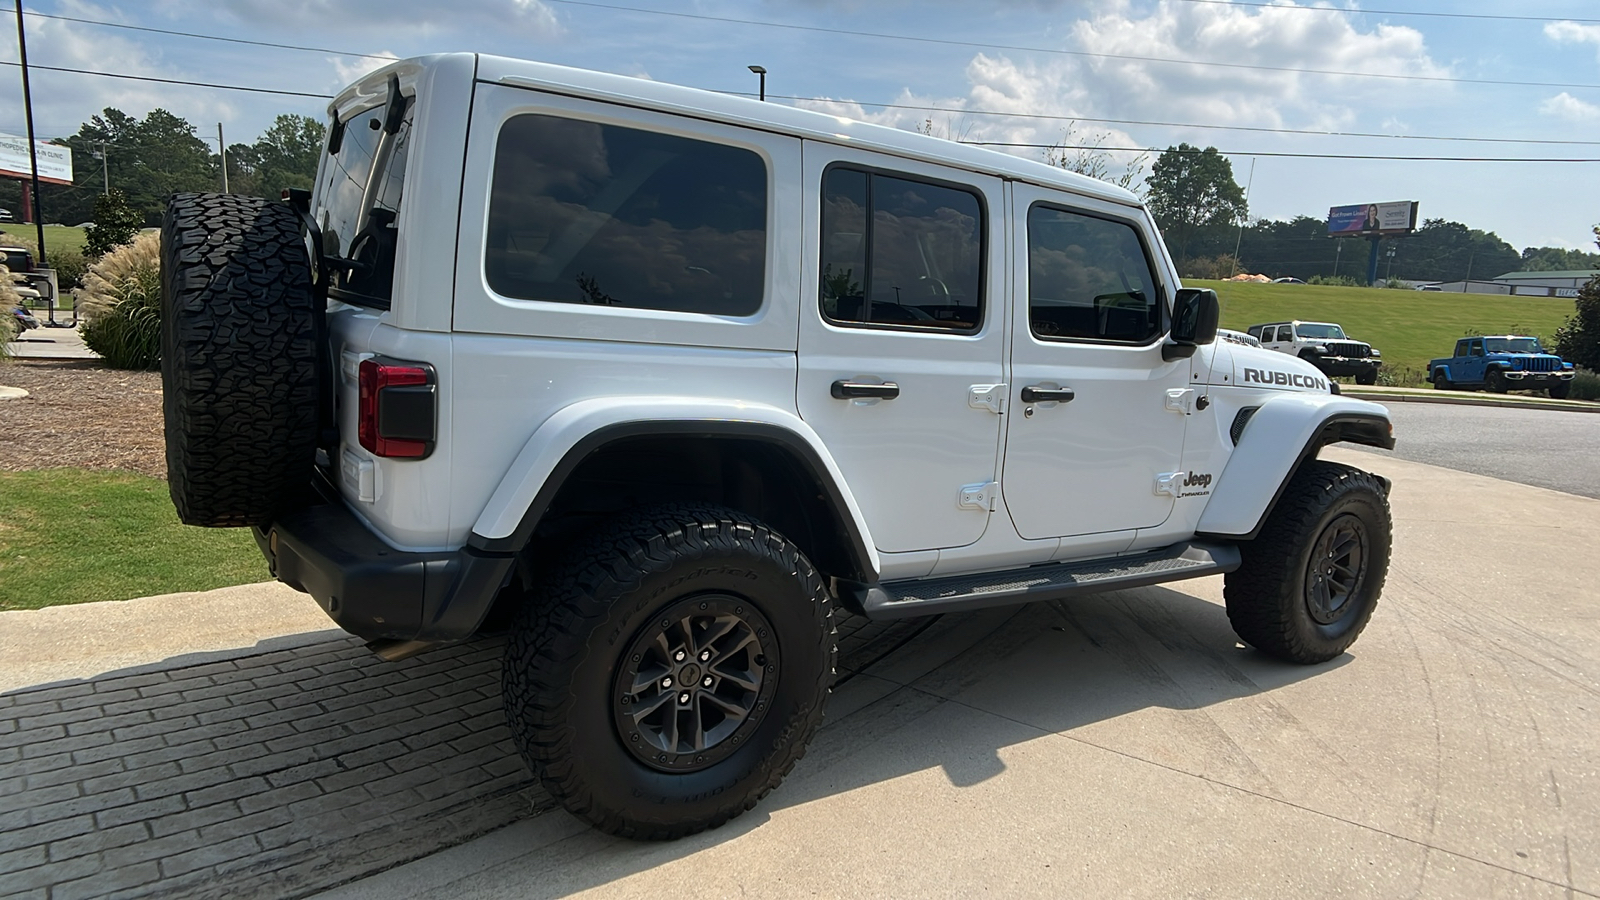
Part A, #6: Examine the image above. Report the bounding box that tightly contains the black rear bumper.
[255,480,517,643]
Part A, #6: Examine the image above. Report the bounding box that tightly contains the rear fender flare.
[1196,394,1393,540]
[466,397,881,580]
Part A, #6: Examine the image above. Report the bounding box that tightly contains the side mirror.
[1164,288,1220,361]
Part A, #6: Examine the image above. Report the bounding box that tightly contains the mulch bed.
[0,359,167,478]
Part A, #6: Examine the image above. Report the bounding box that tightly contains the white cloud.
[1539,92,1600,123]
[800,0,1451,172]
[203,0,561,39]
[1545,21,1600,61]
[331,51,401,88]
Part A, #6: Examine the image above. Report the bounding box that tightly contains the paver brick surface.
[0,613,923,898]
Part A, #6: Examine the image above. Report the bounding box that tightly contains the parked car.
[0,207,13,222]
[1271,277,1307,285]
[1428,336,1575,398]
[1247,320,1382,385]
[155,53,1397,841]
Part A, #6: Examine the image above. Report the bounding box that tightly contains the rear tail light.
[358,358,436,458]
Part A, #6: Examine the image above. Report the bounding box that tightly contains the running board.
[852,541,1241,620]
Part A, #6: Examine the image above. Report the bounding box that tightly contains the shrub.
[1307,274,1361,287]
[84,189,144,258]
[1182,254,1242,280]
[1375,364,1427,388]
[80,231,162,370]
[1571,369,1600,402]
[1552,276,1600,372]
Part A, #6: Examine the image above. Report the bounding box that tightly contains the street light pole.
[748,65,767,101]
[13,0,46,266]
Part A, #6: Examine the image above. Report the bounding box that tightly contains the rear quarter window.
[484,115,768,317]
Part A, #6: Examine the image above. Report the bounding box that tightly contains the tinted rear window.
[485,115,768,317]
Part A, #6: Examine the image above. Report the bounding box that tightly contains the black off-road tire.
[1486,369,1508,394]
[502,504,835,840]
[1224,461,1391,664]
[1548,382,1571,399]
[1356,369,1378,386]
[1432,370,1451,391]
[161,192,321,527]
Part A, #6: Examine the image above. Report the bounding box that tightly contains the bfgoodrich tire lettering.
[1223,461,1391,664]
[502,504,835,840]
[161,192,320,527]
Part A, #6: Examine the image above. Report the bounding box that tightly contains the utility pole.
[218,123,228,193]
[1230,157,1256,277]
[94,141,108,195]
[14,0,46,266]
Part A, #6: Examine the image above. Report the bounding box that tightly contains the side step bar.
[850,541,1241,621]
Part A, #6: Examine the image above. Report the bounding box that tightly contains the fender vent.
[1230,406,1260,445]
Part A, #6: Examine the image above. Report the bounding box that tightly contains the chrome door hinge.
[959,481,999,511]
[1165,387,1195,414]
[968,384,1007,415]
[1154,472,1183,498]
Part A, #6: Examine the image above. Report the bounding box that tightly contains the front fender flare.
[464,397,881,580]
[1196,394,1393,540]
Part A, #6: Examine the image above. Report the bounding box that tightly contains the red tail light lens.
[357,358,435,458]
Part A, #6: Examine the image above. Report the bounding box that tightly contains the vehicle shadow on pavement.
[318,584,1342,899]
[0,586,1335,900]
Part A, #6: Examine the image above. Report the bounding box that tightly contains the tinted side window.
[820,167,983,331]
[485,115,768,316]
[318,98,415,308]
[1455,339,1470,357]
[1027,206,1161,343]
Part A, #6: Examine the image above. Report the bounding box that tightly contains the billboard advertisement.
[1327,200,1417,237]
[0,133,74,186]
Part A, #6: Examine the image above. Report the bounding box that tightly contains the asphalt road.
[1346,400,1600,499]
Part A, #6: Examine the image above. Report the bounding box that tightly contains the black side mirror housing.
[1164,288,1220,361]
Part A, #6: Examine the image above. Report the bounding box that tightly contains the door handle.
[1020,385,1075,403]
[831,379,900,400]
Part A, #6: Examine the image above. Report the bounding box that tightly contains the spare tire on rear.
[161,192,321,527]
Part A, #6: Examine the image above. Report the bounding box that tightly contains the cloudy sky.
[2,0,1598,252]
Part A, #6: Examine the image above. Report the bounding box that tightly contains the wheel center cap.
[679,663,702,684]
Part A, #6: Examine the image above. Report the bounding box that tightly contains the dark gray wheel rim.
[613,594,779,773]
[1305,514,1369,626]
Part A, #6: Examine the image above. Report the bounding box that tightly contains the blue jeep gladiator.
[1429,336,1576,398]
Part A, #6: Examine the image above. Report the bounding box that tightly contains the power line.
[7,8,395,60]
[961,140,1600,162]
[0,60,333,98]
[1168,0,1600,26]
[542,0,1600,91]
[756,94,1600,147]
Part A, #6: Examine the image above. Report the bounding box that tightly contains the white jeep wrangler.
[159,54,1395,840]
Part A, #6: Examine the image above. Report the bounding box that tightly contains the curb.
[1344,389,1600,414]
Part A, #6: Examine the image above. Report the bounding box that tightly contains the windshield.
[1295,323,1346,340]
[1484,337,1544,354]
[314,96,414,307]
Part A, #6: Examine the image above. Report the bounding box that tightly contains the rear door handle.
[1020,385,1075,403]
[831,379,900,400]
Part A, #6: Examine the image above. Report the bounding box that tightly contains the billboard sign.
[0,133,74,186]
[1328,200,1417,237]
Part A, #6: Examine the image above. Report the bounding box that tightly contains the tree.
[225,115,325,198]
[1552,227,1600,371]
[1144,144,1246,265]
[1042,126,1148,197]
[1519,245,1600,272]
[84,189,143,257]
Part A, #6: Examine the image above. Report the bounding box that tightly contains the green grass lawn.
[1191,279,1576,375]
[0,470,268,611]
[1,223,89,255]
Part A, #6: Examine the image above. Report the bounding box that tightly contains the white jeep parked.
[1248,320,1382,385]
[159,54,1395,841]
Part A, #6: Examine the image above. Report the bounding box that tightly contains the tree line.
[0,108,324,228]
[1050,139,1599,283]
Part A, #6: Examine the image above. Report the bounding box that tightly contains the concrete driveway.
[3,447,1597,899]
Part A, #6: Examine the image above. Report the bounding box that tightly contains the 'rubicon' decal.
[1241,367,1328,391]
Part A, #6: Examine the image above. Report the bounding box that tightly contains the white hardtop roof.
[339,53,1143,209]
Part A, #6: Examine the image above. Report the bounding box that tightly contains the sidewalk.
[3,325,97,361]
[3,448,1598,898]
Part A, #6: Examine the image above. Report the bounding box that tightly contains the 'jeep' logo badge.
[1183,471,1212,489]
[1242,367,1328,391]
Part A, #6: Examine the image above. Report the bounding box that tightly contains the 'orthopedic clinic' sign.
[0,133,74,185]
[1327,200,1418,237]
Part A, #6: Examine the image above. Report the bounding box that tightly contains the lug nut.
[702,676,713,687]
[674,649,687,662]
[699,650,712,662]
[679,692,691,704]
[661,676,673,688]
